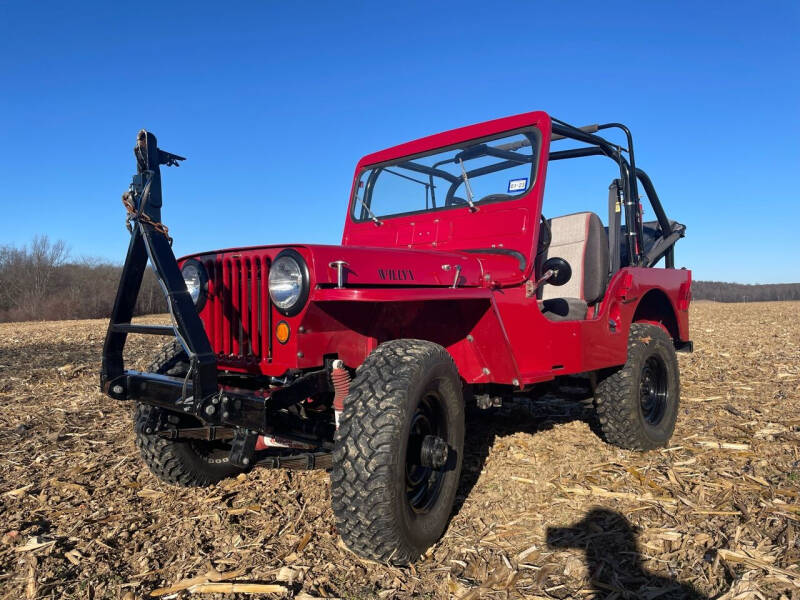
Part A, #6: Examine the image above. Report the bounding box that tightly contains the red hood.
[183,244,524,288]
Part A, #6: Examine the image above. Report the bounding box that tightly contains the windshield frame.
[350,126,542,223]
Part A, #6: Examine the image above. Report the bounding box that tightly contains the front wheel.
[594,323,681,450]
[133,341,245,487]
[330,340,465,564]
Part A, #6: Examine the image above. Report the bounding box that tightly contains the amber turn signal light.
[275,320,290,344]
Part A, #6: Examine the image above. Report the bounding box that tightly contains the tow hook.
[420,435,449,470]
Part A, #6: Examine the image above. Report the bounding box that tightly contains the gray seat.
[540,212,609,321]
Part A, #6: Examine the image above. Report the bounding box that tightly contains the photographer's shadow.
[547,508,708,599]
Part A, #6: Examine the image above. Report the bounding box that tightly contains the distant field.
[1,302,798,599]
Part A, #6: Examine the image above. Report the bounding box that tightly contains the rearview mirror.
[541,257,572,286]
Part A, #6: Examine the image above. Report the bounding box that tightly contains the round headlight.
[181,259,207,311]
[269,250,309,316]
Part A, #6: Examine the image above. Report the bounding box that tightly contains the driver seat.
[540,212,609,321]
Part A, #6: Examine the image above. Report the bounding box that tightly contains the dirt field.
[1,301,798,599]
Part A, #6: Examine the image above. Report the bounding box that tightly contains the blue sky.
[1,1,798,283]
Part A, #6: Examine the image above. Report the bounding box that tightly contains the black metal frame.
[100,131,333,458]
[101,130,217,403]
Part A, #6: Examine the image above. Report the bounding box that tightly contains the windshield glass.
[352,128,539,222]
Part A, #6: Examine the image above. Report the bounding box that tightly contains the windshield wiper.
[458,159,477,211]
[356,196,383,226]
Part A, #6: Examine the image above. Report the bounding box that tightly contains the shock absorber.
[330,359,350,429]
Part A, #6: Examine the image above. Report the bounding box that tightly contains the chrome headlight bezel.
[180,258,208,312]
[269,249,310,317]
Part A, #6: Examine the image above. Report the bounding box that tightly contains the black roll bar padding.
[607,179,622,274]
[550,123,599,142]
[549,147,607,161]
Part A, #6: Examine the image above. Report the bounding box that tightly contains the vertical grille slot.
[201,254,271,362]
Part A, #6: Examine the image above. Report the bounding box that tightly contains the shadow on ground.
[548,508,708,599]
[453,390,708,599]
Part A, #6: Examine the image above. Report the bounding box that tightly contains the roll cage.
[355,117,684,275]
[548,119,682,270]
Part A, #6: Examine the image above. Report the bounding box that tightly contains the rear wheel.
[133,341,245,487]
[331,340,464,564]
[594,323,680,450]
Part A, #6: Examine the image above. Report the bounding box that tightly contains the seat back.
[542,212,609,305]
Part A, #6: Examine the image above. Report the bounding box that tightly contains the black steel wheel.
[639,356,668,425]
[595,323,681,450]
[406,392,448,512]
[133,341,245,487]
[331,339,465,565]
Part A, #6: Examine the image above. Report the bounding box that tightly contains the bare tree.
[0,235,165,322]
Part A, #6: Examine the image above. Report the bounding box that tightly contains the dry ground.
[0,301,798,599]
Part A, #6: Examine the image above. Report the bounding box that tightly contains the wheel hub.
[420,434,449,470]
[405,393,448,513]
[640,355,668,425]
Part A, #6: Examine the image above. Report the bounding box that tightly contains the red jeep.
[102,111,691,564]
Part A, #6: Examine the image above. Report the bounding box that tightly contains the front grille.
[202,255,272,362]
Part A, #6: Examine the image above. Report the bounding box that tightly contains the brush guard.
[100,130,333,466]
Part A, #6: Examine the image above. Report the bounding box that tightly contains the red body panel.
[181,110,691,387]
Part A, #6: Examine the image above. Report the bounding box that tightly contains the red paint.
[178,110,690,387]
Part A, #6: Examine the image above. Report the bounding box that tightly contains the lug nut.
[205,405,216,416]
[112,385,124,394]
[242,457,250,465]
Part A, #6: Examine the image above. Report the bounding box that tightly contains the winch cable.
[121,173,173,244]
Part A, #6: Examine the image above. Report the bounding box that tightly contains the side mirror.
[541,257,572,286]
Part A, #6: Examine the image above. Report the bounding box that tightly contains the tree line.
[0,235,165,323]
[1,236,799,323]
[691,280,800,303]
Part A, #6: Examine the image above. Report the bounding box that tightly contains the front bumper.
[102,368,333,434]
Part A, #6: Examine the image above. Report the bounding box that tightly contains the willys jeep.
[101,111,691,564]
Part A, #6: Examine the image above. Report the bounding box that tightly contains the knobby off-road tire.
[331,340,465,565]
[133,340,245,487]
[595,323,680,450]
